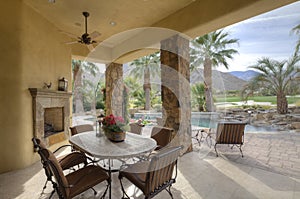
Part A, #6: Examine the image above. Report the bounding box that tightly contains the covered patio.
[0,0,299,198]
[0,131,299,198]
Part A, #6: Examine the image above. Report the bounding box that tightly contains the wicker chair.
[151,126,174,151]
[40,147,110,199]
[214,122,247,157]
[119,146,182,199]
[32,138,88,197]
[129,122,144,135]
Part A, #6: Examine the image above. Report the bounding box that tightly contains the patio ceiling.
[24,0,297,63]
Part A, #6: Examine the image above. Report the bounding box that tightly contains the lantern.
[58,77,68,91]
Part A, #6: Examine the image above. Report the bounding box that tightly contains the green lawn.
[215,95,300,105]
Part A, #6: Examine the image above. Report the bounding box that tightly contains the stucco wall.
[0,1,72,173]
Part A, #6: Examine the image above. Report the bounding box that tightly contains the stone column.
[105,63,124,117]
[160,34,192,153]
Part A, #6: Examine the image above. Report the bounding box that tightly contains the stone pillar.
[160,34,192,154]
[105,63,124,117]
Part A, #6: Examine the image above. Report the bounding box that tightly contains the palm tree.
[191,30,239,112]
[72,60,99,113]
[292,24,300,56]
[245,56,300,114]
[130,52,160,110]
[191,83,206,111]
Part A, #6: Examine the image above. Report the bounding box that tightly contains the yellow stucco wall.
[0,1,72,173]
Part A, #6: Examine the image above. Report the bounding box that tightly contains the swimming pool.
[134,112,279,133]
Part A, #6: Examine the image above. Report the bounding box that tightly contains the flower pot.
[103,129,126,142]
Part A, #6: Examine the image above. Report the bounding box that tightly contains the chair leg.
[165,185,174,199]
[52,182,64,199]
[41,179,48,193]
[205,134,212,148]
[48,190,55,199]
[230,144,244,158]
[100,181,110,199]
[214,143,219,157]
[91,187,97,195]
[119,177,130,199]
[238,145,244,158]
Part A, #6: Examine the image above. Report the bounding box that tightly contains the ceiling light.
[48,0,55,3]
[110,21,116,26]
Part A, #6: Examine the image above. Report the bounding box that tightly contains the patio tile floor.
[0,131,299,199]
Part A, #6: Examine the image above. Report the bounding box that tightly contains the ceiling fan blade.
[90,31,101,39]
[59,30,79,39]
[64,40,79,45]
[87,44,95,52]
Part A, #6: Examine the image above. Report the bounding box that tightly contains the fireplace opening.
[44,107,64,137]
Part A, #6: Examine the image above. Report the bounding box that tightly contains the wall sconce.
[58,77,68,91]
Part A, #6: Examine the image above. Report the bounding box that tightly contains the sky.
[218,1,300,72]
[95,1,300,73]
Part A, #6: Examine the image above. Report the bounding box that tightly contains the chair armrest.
[53,144,72,154]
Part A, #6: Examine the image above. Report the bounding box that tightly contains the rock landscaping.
[218,106,300,132]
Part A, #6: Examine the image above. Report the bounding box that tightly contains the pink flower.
[102,114,126,133]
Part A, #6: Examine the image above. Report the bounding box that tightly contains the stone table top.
[69,131,157,159]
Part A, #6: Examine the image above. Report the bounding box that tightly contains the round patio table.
[69,131,157,199]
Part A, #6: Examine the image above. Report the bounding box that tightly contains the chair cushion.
[119,161,149,193]
[66,165,109,198]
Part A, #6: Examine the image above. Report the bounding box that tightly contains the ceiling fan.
[64,11,101,51]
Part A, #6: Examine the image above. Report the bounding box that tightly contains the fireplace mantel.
[29,88,72,146]
[29,88,72,98]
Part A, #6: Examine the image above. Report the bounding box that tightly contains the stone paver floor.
[193,131,300,179]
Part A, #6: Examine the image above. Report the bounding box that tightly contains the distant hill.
[191,68,247,91]
[123,66,247,92]
[229,70,259,81]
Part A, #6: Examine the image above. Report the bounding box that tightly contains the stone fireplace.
[44,107,64,137]
[29,88,72,147]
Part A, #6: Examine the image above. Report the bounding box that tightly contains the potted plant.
[102,114,127,142]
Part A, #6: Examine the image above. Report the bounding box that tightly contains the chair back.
[41,148,70,199]
[129,122,143,135]
[215,122,246,145]
[70,124,93,136]
[151,126,174,150]
[146,146,182,196]
[32,138,53,180]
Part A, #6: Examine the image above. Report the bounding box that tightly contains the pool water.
[134,112,279,133]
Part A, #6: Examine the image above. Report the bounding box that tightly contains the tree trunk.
[277,91,288,114]
[73,63,84,113]
[204,58,214,112]
[144,67,151,110]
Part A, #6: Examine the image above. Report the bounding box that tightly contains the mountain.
[191,68,247,91]
[123,66,247,92]
[229,70,259,81]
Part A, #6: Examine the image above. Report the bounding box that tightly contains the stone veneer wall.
[160,34,192,153]
[105,63,124,117]
[29,88,72,147]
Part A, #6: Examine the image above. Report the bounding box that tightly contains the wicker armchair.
[119,146,182,199]
[214,122,247,157]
